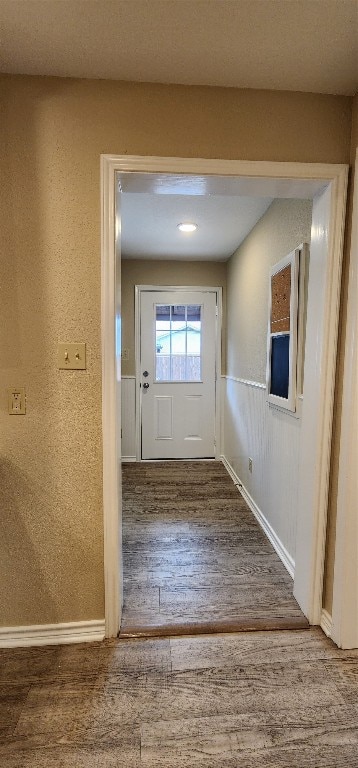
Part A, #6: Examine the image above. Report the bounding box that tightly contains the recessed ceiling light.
[177,222,198,233]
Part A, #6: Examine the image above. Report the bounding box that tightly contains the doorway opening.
[101,155,348,640]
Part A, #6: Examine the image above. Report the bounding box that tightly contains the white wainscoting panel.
[121,376,136,461]
[221,454,295,577]
[222,376,302,567]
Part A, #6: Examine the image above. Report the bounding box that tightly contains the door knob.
[143,382,150,389]
[143,370,149,377]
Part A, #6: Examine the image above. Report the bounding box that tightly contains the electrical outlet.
[248,457,253,473]
[8,388,26,415]
[121,348,130,361]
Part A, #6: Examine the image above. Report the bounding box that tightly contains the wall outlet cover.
[8,388,26,415]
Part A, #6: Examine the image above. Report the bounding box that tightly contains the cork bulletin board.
[266,248,300,412]
[270,265,291,334]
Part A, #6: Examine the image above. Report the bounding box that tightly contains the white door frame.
[331,150,358,648]
[101,154,348,639]
[134,285,222,461]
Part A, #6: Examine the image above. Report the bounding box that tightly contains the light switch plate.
[8,388,26,414]
[58,343,86,370]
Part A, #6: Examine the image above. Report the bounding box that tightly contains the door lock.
[143,382,150,389]
[143,370,149,377]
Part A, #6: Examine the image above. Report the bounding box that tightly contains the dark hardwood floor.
[1,628,358,766]
[0,467,355,767]
[121,461,308,636]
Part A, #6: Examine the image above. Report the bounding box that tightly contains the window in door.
[155,304,202,382]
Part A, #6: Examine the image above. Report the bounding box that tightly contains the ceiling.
[121,193,273,260]
[0,0,357,95]
[119,173,323,261]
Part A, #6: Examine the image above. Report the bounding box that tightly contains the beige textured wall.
[323,93,358,615]
[226,200,312,382]
[121,260,227,377]
[0,73,352,627]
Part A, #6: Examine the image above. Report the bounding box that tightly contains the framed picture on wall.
[266,246,303,412]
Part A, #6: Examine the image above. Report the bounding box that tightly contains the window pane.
[156,331,167,354]
[171,354,186,380]
[187,305,201,322]
[172,305,185,322]
[186,356,201,381]
[171,326,186,354]
[156,305,171,321]
[156,355,170,381]
[187,323,201,355]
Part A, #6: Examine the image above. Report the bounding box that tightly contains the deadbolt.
[143,382,150,389]
[143,370,149,377]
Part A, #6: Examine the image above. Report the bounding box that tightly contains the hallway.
[121,461,307,636]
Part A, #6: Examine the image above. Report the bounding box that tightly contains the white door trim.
[134,285,222,461]
[100,155,121,638]
[331,150,358,649]
[101,154,348,638]
[293,181,347,622]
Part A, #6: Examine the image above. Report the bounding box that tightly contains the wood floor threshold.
[119,616,310,639]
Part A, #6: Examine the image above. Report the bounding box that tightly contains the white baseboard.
[0,619,106,648]
[121,456,137,463]
[221,454,295,579]
[320,609,332,638]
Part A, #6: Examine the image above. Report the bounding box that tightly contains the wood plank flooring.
[1,628,358,766]
[121,461,308,636]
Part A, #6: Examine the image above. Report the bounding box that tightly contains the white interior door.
[140,289,217,459]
